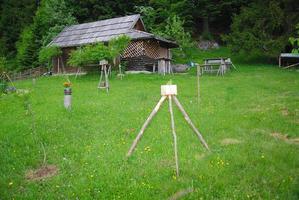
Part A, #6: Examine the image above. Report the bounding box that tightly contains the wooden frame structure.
[279,53,299,69]
[127,85,209,176]
[197,58,237,76]
[98,60,110,93]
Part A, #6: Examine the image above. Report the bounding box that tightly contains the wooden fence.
[9,67,47,81]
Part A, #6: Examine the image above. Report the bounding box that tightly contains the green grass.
[173,47,275,65]
[173,47,231,64]
[1,65,299,199]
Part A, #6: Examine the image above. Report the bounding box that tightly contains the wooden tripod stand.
[98,60,109,93]
[127,85,210,176]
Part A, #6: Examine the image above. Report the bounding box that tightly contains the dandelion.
[144,146,151,152]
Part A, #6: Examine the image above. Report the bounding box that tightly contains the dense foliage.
[0,56,6,73]
[224,0,299,57]
[15,0,76,69]
[0,0,37,57]
[289,24,299,53]
[68,35,130,67]
[0,0,299,70]
[38,46,62,70]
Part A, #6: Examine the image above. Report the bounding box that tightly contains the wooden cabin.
[49,14,178,74]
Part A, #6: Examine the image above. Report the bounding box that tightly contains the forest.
[0,0,298,71]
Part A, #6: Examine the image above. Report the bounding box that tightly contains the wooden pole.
[172,96,210,151]
[108,65,112,77]
[119,64,123,80]
[57,56,60,74]
[61,57,66,74]
[231,63,237,70]
[98,65,103,89]
[279,56,281,67]
[75,67,81,79]
[168,95,179,176]
[127,96,167,157]
[5,73,15,87]
[104,65,109,92]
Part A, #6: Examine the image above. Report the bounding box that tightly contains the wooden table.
[198,58,228,76]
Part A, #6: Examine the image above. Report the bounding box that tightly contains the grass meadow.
[0,64,299,199]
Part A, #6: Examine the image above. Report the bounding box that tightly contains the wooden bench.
[198,58,236,76]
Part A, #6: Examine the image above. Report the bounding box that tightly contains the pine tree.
[16,0,77,69]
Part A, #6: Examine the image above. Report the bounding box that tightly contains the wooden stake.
[57,56,60,74]
[231,63,237,70]
[75,67,81,79]
[98,65,103,88]
[118,64,124,80]
[104,65,109,92]
[127,96,167,157]
[173,96,210,151]
[279,56,281,67]
[168,95,179,176]
[196,65,200,104]
[283,62,299,69]
[60,57,66,74]
[98,64,109,92]
[4,73,15,88]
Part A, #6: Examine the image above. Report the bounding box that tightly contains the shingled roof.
[49,14,177,48]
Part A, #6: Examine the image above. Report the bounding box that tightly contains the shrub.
[38,46,62,70]
[68,35,131,67]
[289,23,299,53]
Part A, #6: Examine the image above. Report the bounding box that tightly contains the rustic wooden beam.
[172,96,210,151]
[168,95,179,176]
[104,65,109,92]
[283,62,299,69]
[127,96,167,157]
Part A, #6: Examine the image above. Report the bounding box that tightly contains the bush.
[38,46,62,70]
[289,23,299,53]
[68,35,130,67]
